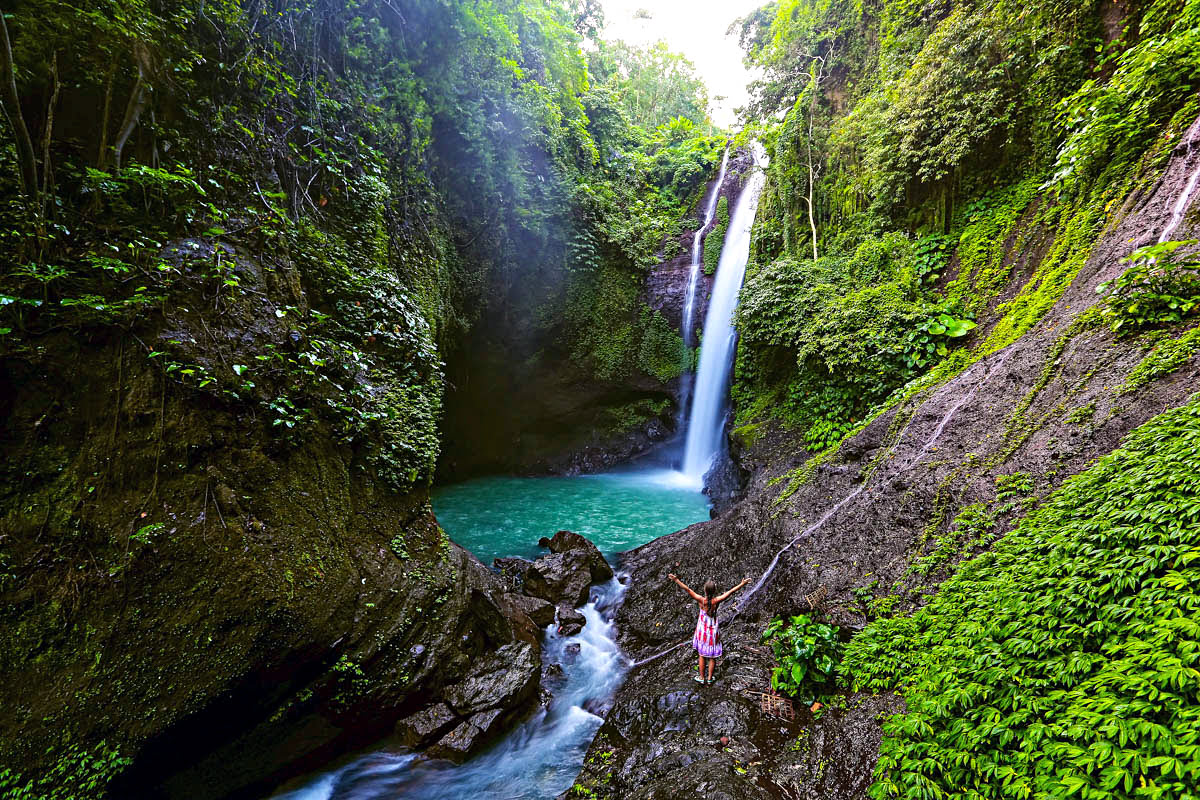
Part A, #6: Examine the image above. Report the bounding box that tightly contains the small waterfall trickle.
[1158,120,1200,244]
[681,147,730,350]
[681,145,768,482]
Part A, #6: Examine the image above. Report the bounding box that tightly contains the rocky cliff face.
[569,117,1200,799]
[0,236,541,798]
[645,149,756,336]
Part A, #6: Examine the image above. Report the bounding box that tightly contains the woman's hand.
[668,573,677,582]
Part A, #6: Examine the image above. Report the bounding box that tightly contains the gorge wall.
[0,0,723,795]
[438,147,756,478]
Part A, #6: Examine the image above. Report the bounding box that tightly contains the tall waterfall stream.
[681,144,768,481]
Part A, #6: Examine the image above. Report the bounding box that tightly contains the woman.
[668,573,750,684]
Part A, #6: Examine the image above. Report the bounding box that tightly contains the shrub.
[1098,240,1200,334]
[762,613,844,704]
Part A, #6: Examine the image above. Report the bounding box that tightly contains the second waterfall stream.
[681,144,769,483]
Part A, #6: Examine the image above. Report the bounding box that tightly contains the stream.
[269,469,710,800]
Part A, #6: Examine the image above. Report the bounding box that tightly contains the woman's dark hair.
[703,579,716,605]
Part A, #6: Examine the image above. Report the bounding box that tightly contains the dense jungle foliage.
[844,394,1200,800]
[730,0,1200,452]
[0,0,724,490]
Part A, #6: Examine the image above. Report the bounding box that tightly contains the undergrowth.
[844,393,1200,800]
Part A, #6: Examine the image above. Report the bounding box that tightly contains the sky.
[600,0,767,129]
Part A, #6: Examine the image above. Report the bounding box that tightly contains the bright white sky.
[600,0,767,129]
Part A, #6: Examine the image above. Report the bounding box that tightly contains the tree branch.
[40,50,59,218]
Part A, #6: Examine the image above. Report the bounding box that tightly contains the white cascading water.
[272,579,628,800]
[1157,119,1200,244]
[676,147,730,441]
[681,144,768,482]
[681,147,730,350]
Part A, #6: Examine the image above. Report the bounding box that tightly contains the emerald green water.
[432,469,711,564]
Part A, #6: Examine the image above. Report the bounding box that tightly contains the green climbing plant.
[762,613,844,704]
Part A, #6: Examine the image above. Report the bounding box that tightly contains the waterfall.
[681,147,730,350]
[1157,120,1200,244]
[681,145,768,482]
[676,148,730,439]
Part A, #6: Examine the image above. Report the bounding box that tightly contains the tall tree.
[0,3,38,205]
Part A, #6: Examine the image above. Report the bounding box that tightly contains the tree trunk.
[0,4,39,204]
[96,57,116,168]
[112,65,147,171]
[40,50,60,218]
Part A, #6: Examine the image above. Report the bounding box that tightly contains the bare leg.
[707,658,715,682]
[697,655,705,681]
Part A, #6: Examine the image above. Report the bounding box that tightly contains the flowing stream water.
[681,145,768,481]
[273,580,629,800]
[269,470,708,800]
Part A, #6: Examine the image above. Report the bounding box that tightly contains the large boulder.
[538,530,614,582]
[442,641,540,717]
[524,550,592,607]
[504,593,556,627]
[395,703,458,748]
[493,556,534,590]
[425,708,507,762]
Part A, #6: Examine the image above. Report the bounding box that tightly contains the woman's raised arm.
[714,577,751,604]
[668,573,703,601]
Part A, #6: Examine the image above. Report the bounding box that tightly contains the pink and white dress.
[693,608,722,658]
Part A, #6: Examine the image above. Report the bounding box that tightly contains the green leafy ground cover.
[842,394,1200,800]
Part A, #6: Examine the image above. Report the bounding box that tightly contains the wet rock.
[443,641,539,716]
[426,705,515,763]
[525,550,592,607]
[493,556,534,589]
[395,703,458,748]
[426,719,482,762]
[582,696,613,717]
[556,605,586,636]
[704,450,748,514]
[503,592,556,627]
[537,530,614,582]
